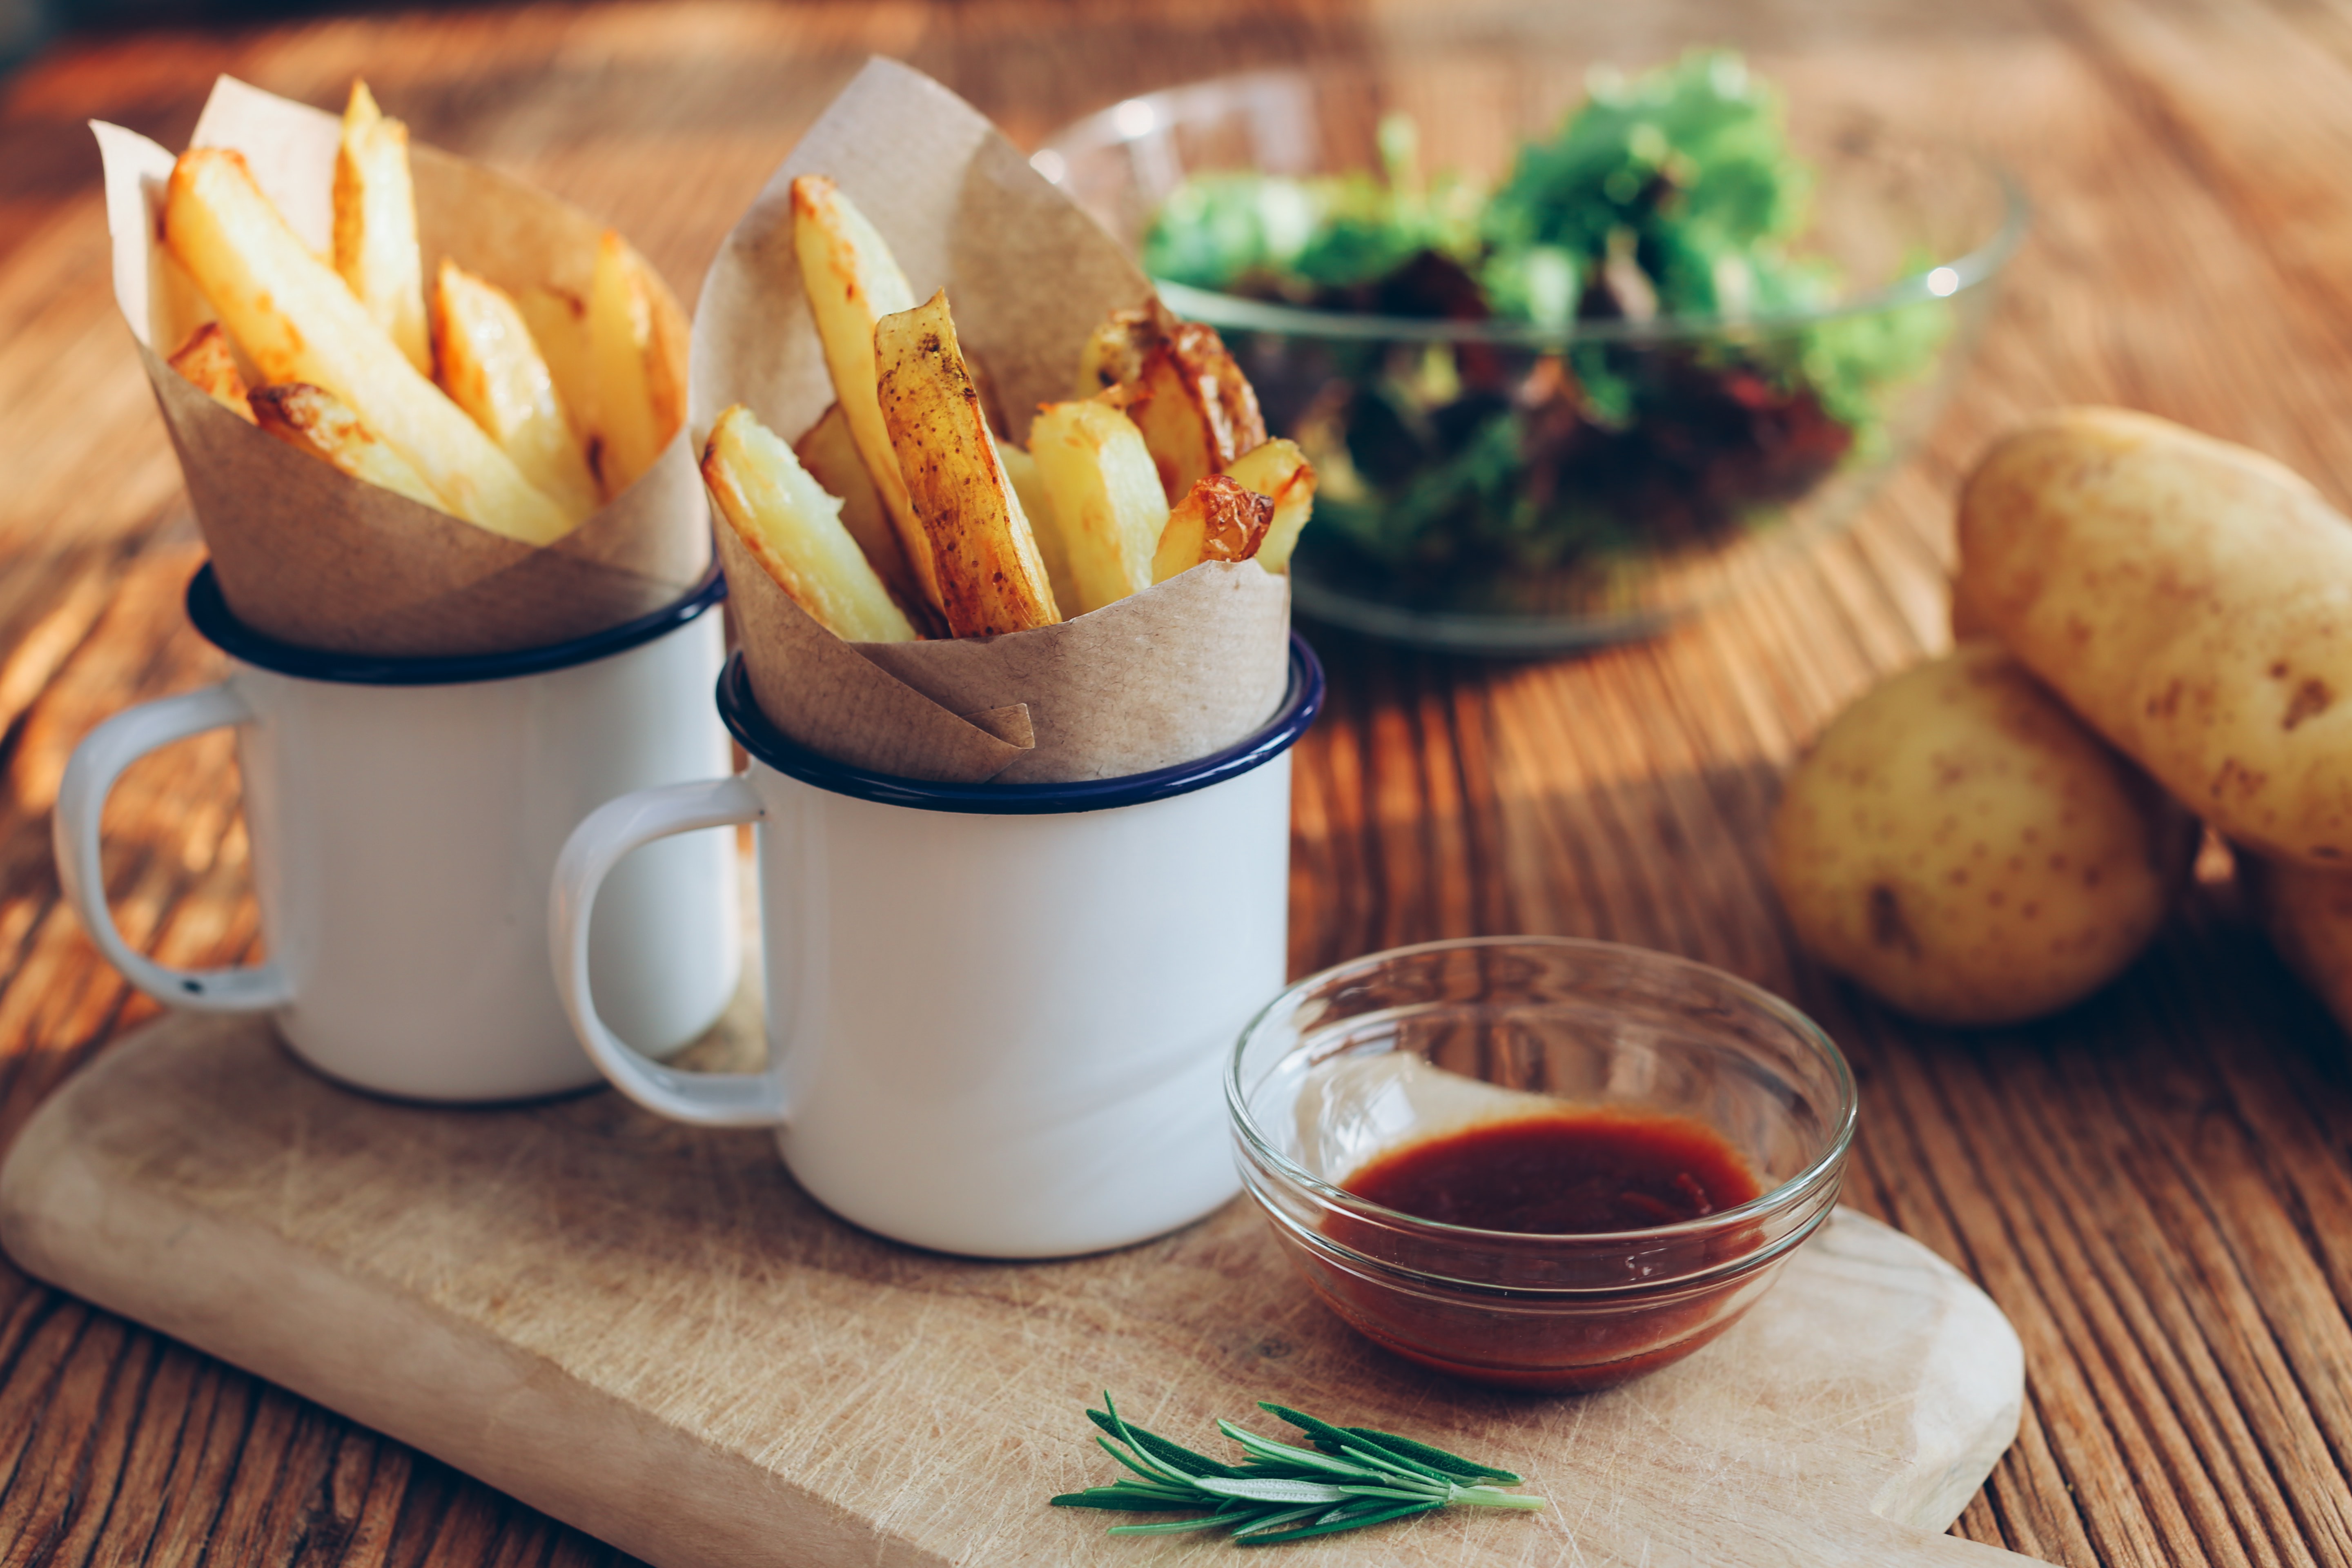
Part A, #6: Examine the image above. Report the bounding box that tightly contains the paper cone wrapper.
[98,77,711,658]
[691,58,1291,785]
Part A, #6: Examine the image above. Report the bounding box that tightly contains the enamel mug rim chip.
[715,632,1325,812]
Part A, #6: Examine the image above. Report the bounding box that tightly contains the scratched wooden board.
[0,1008,2033,1568]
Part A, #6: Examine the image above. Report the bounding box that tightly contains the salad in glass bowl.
[1040,51,2026,651]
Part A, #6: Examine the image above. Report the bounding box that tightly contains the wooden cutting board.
[0,1009,2041,1568]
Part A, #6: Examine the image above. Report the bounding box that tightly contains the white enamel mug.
[54,566,741,1102]
[550,637,1323,1258]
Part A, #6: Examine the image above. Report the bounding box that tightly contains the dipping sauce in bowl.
[1346,1109,1762,1233]
[1228,938,1854,1392]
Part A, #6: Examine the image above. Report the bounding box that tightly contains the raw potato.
[2240,854,2352,1035]
[1769,643,2195,1027]
[1956,406,2352,868]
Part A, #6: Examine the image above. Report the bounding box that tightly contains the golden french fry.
[431,260,601,523]
[1150,473,1275,584]
[515,284,598,446]
[1223,438,1316,574]
[964,348,1011,438]
[588,230,686,497]
[790,175,932,608]
[1028,399,1169,615]
[151,247,222,365]
[1075,307,1154,398]
[704,404,915,644]
[995,440,1071,613]
[166,323,254,422]
[1133,324,1266,501]
[1083,301,1267,502]
[332,81,430,376]
[794,400,936,633]
[165,148,572,544]
[875,290,1060,637]
[251,382,445,512]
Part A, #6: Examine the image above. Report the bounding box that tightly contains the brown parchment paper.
[690,57,1291,785]
[98,76,710,658]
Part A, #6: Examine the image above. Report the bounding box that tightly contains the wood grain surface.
[0,1009,2031,1568]
[0,2,2349,1566]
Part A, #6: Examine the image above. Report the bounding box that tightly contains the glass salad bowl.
[1038,56,2027,653]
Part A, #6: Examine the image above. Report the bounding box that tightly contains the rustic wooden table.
[1,0,2350,1563]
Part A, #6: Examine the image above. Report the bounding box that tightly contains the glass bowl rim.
[1225,934,1860,1247]
[1246,1165,1844,1302]
[1039,66,2032,347]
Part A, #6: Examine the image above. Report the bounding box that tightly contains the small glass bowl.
[1227,938,1855,1392]
[1040,64,2027,653]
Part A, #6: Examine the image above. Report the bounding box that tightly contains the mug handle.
[550,776,786,1127]
[52,682,295,1011]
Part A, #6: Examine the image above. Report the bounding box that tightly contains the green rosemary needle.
[1049,1394,1545,1545]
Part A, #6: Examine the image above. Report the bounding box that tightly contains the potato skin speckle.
[1768,643,2195,1026]
[1954,406,2352,866]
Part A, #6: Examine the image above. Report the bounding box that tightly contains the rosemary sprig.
[1050,1394,1544,1546]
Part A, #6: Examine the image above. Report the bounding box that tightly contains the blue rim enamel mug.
[550,635,1323,1258]
[53,567,742,1103]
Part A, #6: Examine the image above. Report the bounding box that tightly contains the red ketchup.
[1344,1110,1761,1234]
[1316,1109,1768,1392]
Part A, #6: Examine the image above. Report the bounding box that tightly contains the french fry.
[875,289,1060,637]
[996,440,1071,613]
[794,401,937,633]
[1075,307,1155,398]
[515,284,599,449]
[1222,437,1316,574]
[151,248,223,368]
[251,383,445,513]
[588,230,686,497]
[705,404,915,644]
[166,323,254,422]
[1082,302,1267,502]
[790,176,932,608]
[1028,399,1169,615]
[164,147,573,545]
[332,81,430,376]
[1150,473,1275,584]
[431,260,601,523]
[1132,322,1266,501]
